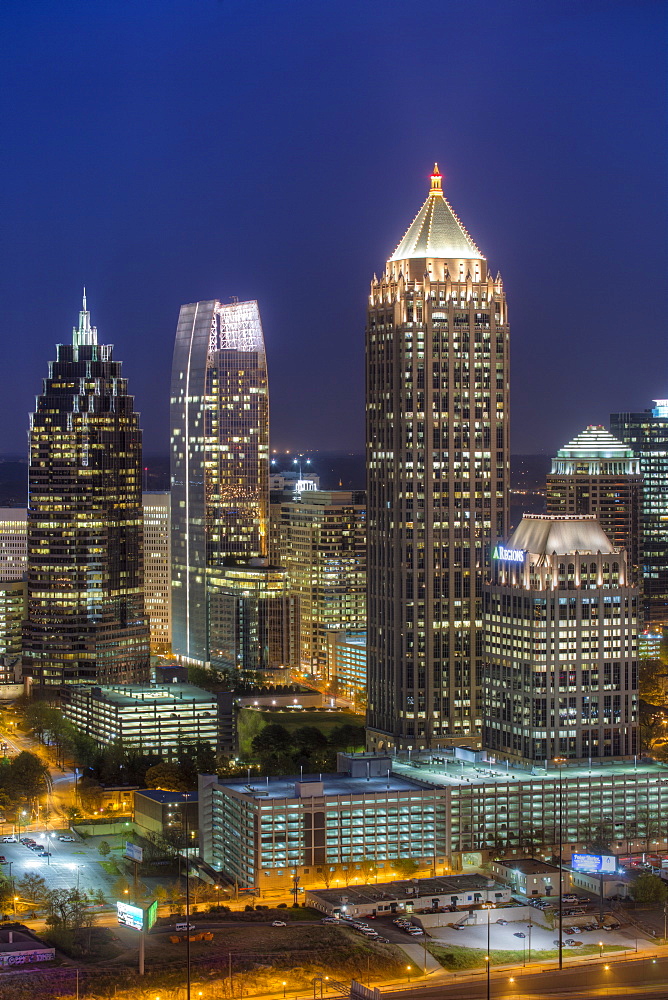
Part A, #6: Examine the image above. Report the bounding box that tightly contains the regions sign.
[124,842,143,864]
[492,545,526,564]
[117,901,144,931]
[571,853,616,874]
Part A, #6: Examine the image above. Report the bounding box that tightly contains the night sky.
[1,0,665,458]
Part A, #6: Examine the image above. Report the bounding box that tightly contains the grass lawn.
[427,942,624,970]
[99,859,121,875]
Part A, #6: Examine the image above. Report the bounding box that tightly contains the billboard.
[124,842,143,863]
[145,898,158,931]
[117,901,144,931]
[571,853,616,874]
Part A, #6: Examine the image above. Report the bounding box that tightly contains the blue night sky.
[0,0,665,456]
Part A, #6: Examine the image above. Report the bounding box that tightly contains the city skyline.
[0,1,665,459]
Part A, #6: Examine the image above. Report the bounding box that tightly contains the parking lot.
[0,831,120,903]
[427,914,640,953]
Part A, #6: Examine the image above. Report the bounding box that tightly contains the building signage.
[571,853,616,874]
[124,842,143,864]
[117,901,144,931]
[492,545,526,563]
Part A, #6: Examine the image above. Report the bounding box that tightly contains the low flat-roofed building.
[62,683,218,759]
[134,789,198,843]
[569,868,632,899]
[326,630,366,705]
[306,874,511,918]
[0,926,55,966]
[490,858,562,897]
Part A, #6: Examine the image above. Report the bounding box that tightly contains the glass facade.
[170,300,269,664]
[611,403,668,625]
[23,296,149,686]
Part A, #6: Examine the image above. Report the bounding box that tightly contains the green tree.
[328,723,365,751]
[251,724,293,758]
[292,726,329,759]
[5,751,49,801]
[98,840,111,858]
[44,888,93,931]
[77,777,104,812]
[631,873,668,907]
[393,858,420,879]
[144,762,191,792]
[639,658,666,706]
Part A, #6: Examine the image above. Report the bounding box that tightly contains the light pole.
[553,757,566,971]
[485,904,492,1000]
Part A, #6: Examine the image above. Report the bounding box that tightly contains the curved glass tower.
[24,294,149,686]
[170,299,269,664]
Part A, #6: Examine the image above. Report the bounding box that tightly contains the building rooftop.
[390,753,668,789]
[496,859,560,874]
[135,790,198,804]
[308,874,501,907]
[555,425,634,461]
[214,771,431,801]
[82,683,216,706]
[390,166,484,263]
[507,514,617,557]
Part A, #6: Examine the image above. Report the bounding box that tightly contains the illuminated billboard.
[117,901,143,931]
[124,842,143,863]
[571,853,616,874]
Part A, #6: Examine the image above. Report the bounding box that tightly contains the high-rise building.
[23,295,149,686]
[366,166,510,750]
[0,509,27,582]
[611,401,668,626]
[483,515,638,762]
[277,490,366,676]
[546,426,642,583]
[208,559,294,680]
[170,299,269,665]
[143,492,172,654]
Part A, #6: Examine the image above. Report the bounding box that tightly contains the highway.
[380,955,668,999]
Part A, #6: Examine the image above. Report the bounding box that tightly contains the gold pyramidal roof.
[390,165,485,263]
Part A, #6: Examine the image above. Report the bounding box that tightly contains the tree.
[98,840,111,858]
[77,777,104,812]
[44,888,93,931]
[292,726,329,758]
[16,874,49,906]
[251,724,293,758]
[144,762,191,792]
[631,873,668,908]
[639,659,667,707]
[318,865,339,889]
[4,751,49,802]
[328,724,365,751]
[394,858,420,879]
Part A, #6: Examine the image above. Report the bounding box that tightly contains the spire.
[429,163,443,196]
[73,288,98,347]
[389,166,485,263]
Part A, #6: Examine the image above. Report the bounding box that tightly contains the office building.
[611,401,668,625]
[143,492,171,654]
[0,580,26,660]
[326,630,366,705]
[208,560,295,680]
[278,490,366,676]
[483,514,638,762]
[170,299,269,665]
[133,789,198,843]
[546,425,641,583]
[23,294,149,686]
[0,509,27,582]
[366,165,510,750]
[62,682,218,757]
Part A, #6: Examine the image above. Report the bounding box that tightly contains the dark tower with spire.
[23,293,149,687]
[366,166,510,750]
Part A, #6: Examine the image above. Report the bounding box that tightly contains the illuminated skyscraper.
[366,166,510,750]
[546,425,641,583]
[170,299,269,664]
[611,401,668,626]
[143,492,172,654]
[23,294,149,686]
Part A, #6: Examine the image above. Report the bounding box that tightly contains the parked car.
[408,928,424,936]
[566,939,583,946]
[38,851,51,857]
[321,917,338,924]
[271,920,286,927]
[514,932,526,939]
[553,939,565,947]
[496,918,508,925]
[1,837,16,844]
[58,836,75,843]
[0,857,6,864]
[31,844,45,852]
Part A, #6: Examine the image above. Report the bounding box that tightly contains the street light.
[598,940,603,958]
[406,965,412,983]
[553,756,566,971]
